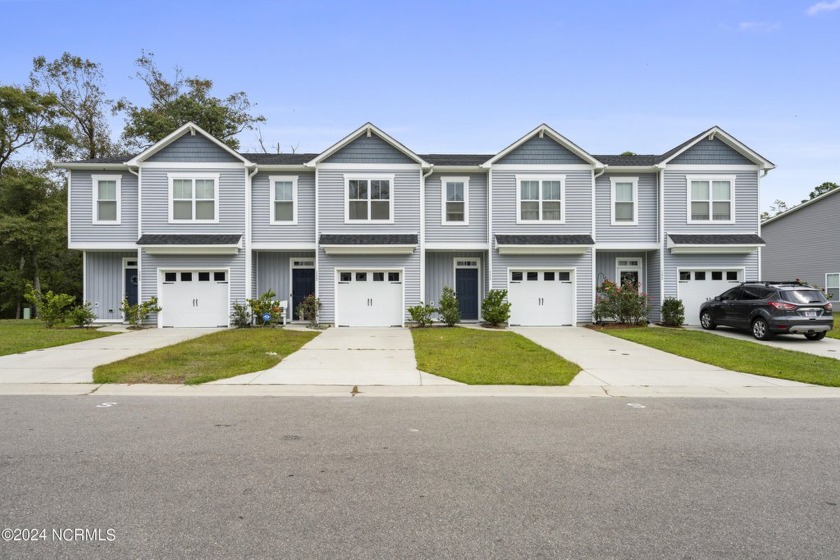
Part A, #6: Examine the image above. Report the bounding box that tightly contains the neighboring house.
[761,188,840,304]
[58,122,774,328]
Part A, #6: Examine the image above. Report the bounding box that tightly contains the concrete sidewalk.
[512,327,808,388]
[0,327,219,383]
[211,327,461,386]
[684,325,840,360]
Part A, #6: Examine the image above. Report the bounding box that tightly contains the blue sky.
[2,0,839,210]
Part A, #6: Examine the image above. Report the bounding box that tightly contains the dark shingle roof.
[137,234,242,245]
[668,234,765,245]
[593,154,658,166]
[421,154,494,166]
[495,234,594,245]
[319,234,418,245]
[242,153,318,165]
[72,155,133,164]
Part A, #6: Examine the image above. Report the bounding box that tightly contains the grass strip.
[0,319,117,357]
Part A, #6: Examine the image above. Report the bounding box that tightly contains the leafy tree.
[804,181,839,202]
[30,52,118,160]
[24,284,75,328]
[116,51,265,150]
[0,85,71,172]
[438,286,461,326]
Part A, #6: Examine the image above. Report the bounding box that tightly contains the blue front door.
[292,268,315,320]
[455,268,479,321]
[125,268,138,306]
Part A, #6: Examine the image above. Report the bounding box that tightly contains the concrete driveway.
[213,327,461,386]
[685,325,840,359]
[0,327,219,383]
[513,327,808,388]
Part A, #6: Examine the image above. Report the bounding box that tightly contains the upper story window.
[345,174,394,223]
[92,174,121,224]
[516,175,565,223]
[270,175,298,224]
[610,177,638,225]
[687,175,735,223]
[168,173,219,223]
[441,176,469,225]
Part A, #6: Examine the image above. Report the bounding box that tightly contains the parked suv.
[699,281,834,340]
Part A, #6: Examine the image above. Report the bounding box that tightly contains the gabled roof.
[762,187,840,226]
[482,124,604,167]
[125,122,253,166]
[656,126,775,169]
[306,123,430,167]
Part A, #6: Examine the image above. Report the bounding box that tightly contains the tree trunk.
[32,254,40,318]
[16,255,25,319]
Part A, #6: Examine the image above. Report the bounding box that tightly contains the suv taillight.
[769,301,797,311]
[826,302,834,312]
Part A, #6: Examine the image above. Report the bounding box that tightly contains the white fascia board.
[68,242,138,250]
[491,164,593,171]
[140,245,241,255]
[317,163,420,171]
[251,165,311,172]
[665,164,760,172]
[669,245,761,254]
[321,245,417,255]
[482,124,604,167]
[497,245,590,255]
[251,242,317,250]
[306,123,430,167]
[125,122,252,166]
[595,242,660,250]
[426,166,484,173]
[139,162,246,169]
[603,166,659,172]
[425,242,489,250]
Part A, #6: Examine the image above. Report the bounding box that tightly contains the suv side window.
[720,287,742,301]
[742,286,769,300]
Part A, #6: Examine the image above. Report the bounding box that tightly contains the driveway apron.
[214,327,460,386]
[0,327,219,383]
[512,327,808,387]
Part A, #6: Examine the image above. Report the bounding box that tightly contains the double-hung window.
[270,175,298,224]
[826,273,839,301]
[516,175,564,223]
[610,177,638,225]
[345,175,394,223]
[687,175,735,223]
[92,175,121,224]
[169,173,219,223]
[442,176,469,225]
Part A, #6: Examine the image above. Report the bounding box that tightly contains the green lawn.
[601,326,840,386]
[828,313,840,340]
[93,328,319,385]
[412,327,580,385]
[0,319,117,357]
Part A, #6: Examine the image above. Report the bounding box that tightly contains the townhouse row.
[59,122,774,327]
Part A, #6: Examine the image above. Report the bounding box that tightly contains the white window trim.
[826,273,840,301]
[515,175,566,224]
[686,175,736,225]
[610,176,638,226]
[615,257,643,289]
[269,175,298,225]
[343,174,395,224]
[441,176,470,226]
[91,174,122,225]
[167,173,220,224]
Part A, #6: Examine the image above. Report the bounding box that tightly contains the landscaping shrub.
[296,294,322,328]
[438,286,461,326]
[661,298,685,327]
[121,297,162,328]
[230,301,252,328]
[482,289,511,327]
[407,302,436,327]
[69,301,97,328]
[593,279,650,325]
[24,284,75,328]
[247,290,284,326]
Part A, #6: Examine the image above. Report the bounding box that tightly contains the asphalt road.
[1,396,839,559]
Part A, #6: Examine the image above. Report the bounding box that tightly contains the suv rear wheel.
[700,310,716,330]
[752,317,772,340]
[805,332,827,341]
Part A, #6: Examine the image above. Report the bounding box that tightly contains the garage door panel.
[161,270,229,328]
[336,270,403,327]
[508,270,575,326]
[678,269,740,326]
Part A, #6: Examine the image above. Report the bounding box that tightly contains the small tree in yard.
[661,298,685,327]
[438,286,461,327]
[24,284,75,328]
[121,297,162,328]
[296,294,321,328]
[69,301,97,327]
[407,302,436,327]
[482,289,511,327]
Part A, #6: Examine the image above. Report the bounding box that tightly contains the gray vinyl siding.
[251,171,316,244]
[491,169,593,234]
[85,251,136,321]
[595,172,658,242]
[425,173,488,244]
[146,133,240,162]
[139,251,246,324]
[670,139,754,165]
[424,251,488,305]
[497,137,587,165]
[317,252,421,325]
[324,135,414,164]
[761,191,840,298]
[255,251,316,303]
[646,250,662,322]
[140,167,246,234]
[663,170,760,232]
[70,171,138,243]
[663,251,759,301]
[316,168,421,233]
[491,250,593,324]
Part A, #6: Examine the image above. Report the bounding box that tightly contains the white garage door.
[508,270,575,326]
[678,269,741,325]
[336,270,403,327]
[160,270,229,328]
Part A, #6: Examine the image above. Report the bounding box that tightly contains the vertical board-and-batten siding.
[425,173,488,244]
[595,173,658,243]
[761,191,840,295]
[255,251,317,302]
[85,252,137,321]
[663,170,759,233]
[669,139,754,165]
[251,172,316,244]
[324,134,414,164]
[70,171,138,243]
[145,133,241,162]
[425,251,488,305]
[646,250,662,321]
[497,137,587,165]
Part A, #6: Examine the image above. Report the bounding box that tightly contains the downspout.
[657,164,665,315]
[592,166,605,321]
[246,164,259,301]
[126,164,141,312]
[420,164,434,305]
[487,167,493,297]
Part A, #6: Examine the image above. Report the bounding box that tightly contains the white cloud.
[738,21,780,32]
[807,0,840,16]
